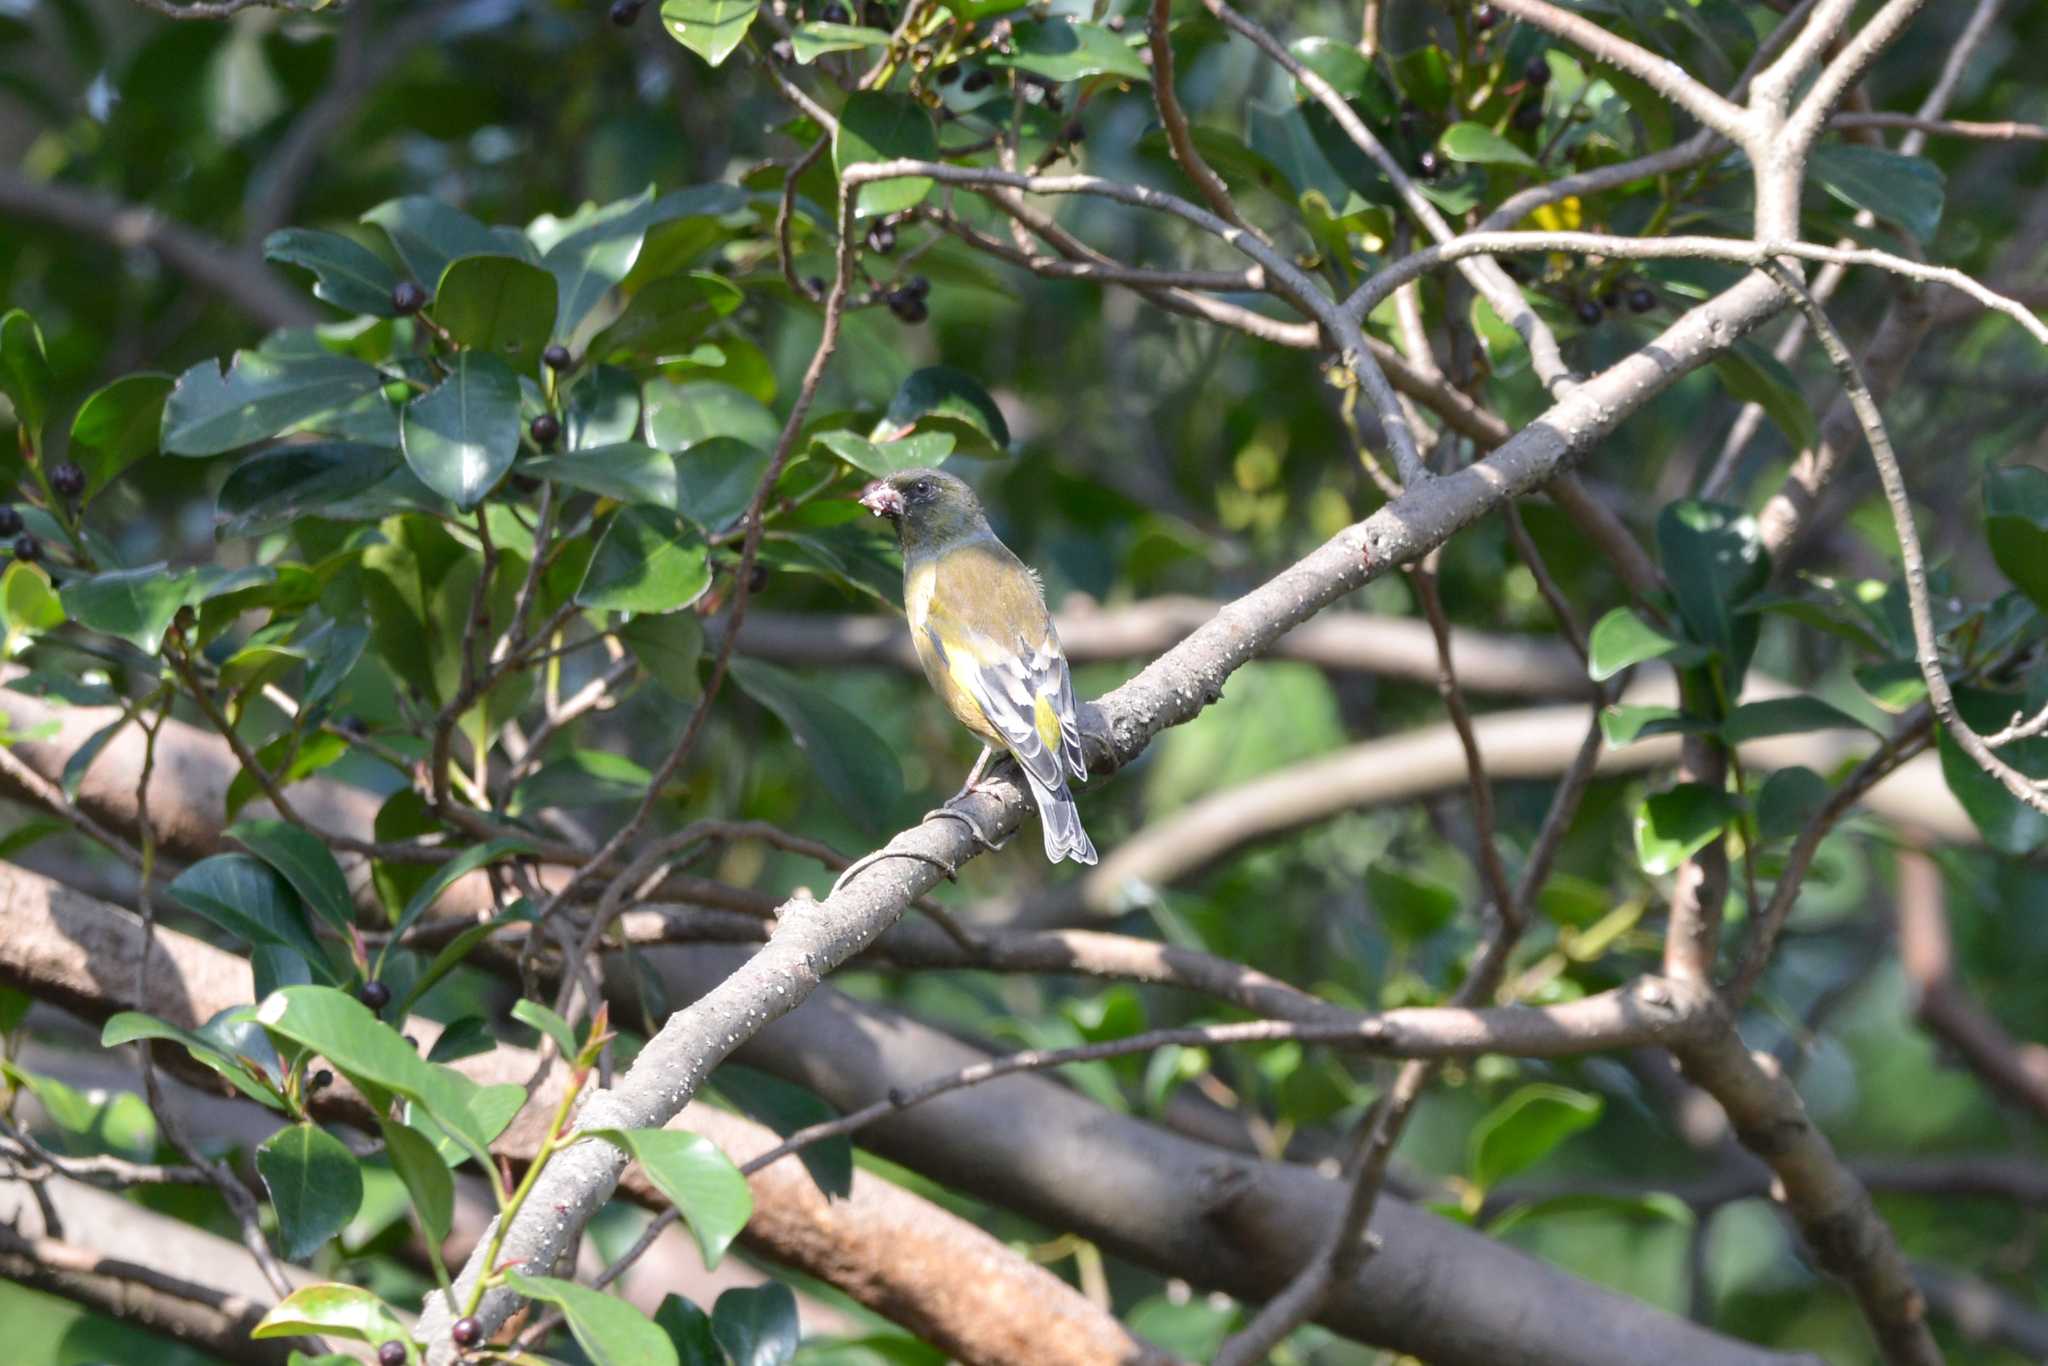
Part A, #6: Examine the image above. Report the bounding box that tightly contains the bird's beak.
[859,481,904,520]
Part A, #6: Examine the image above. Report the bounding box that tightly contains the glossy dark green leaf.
[646,380,779,451]
[1365,863,1458,942]
[660,0,758,67]
[432,254,558,374]
[1854,658,1927,712]
[378,1117,454,1243]
[1984,463,2048,613]
[708,1064,849,1200]
[167,854,336,979]
[512,998,580,1056]
[1709,341,1817,452]
[1720,696,1869,745]
[577,505,712,613]
[362,196,503,291]
[60,562,271,653]
[812,429,954,479]
[620,611,703,700]
[676,436,772,531]
[264,229,403,316]
[384,836,535,951]
[0,308,52,440]
[1937,685,2048,855]
[256,1122,363,1259]
[511,749,653,811]
[506,1271,680,1366]
[228,819,357,935]
[59,717,124,801]
[1486,1190,1694,1239]
[101,1010,285,1109]
[730,658,902,830]
[653,1295,721,1365]
[1586,606,1694,682]
[1439,121,1537,170]
[589,1128,753,1267]
[423,1014,496,1063]
[215,442,437,539]
[1632,782,1739,875]
[528,443,681,507]
[989,19,1147,82]
[2,562,64,636]
[587,272,742,363]
[712,1284,799,1366]
[835,92,939,218]
[67,372,173,498]
[1287,35,1396,120]
[1756,766,1830,843]
[1810,144,1944,244]
[1599,704,1709,746]
[790,20,889,62]
[400,352,522,508]
[872,366,1008,454]
[163,351,387,456]
[1468,1083,1603,1192]
[1656,500,1769,684]
[567,365,644,449]
[253,1284,412,1346]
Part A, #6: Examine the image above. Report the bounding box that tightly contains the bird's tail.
[1021,766,1097,865]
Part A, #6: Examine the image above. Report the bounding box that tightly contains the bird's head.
[858,468,986,549]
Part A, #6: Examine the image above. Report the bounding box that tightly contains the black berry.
[1576,298,1603,325]
[1513,99,1543,131]
[391,281,428,315]
[1474,4,1499,30]
[962,68,994,93]
[1524,56,1552,86]
[888,291,929,324]
[12,535,38,563]
[358,979,392,1011]
[530,413,561,447]
[747,563,769,594]
[935,63,960,85]
[378,1341,407,1366]
[1415,149,1444,180]
[1061,119,1086,143]
[0,507,20,537]
[310,1069,334,1091]
[1599,287,1620,310]
[543,344,572,370]
[805,274,827,299]
[861,1,889,24]
[1627,286,1657,314]
[450,1316,483,1348]
[1501,259,1530,283]
[865,220,897,254]
[904,274,930,299]
[49,462,85,499]
[609,0,642,25]
[821,1,849,21]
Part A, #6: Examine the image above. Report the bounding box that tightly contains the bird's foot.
[924,798,1008,852]
[830,845,960,898]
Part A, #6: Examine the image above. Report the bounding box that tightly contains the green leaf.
[362,196,504,292]
[1439,120,1538,170]
[676,436,773,531]
[646,380,780,451]
[166,854,336,978]
[1487,1191,1694,1239]
[263,229,403,317]
[528,443,683,508]
[59,718,123,801]
[252,1283,412,1346]
[811,429,954,480]
[729,658,902,830]
[505,1270,681,1366]
[1468,1083,1603,1192]
[59,562,271,653]
[654,1295,721,1364]
[163,351,387,456]
[1632,783,1739,875]
[2,562,64,636]
[67,372,174,499]
[590,1128,753,1267]
[424,1014,496,1063]
[226,730,350,824]
[708,1065,849,1200]
[577,505,713,614]
[215,442,437,540]
[872,366,1008,454]
[587,272,742,364]
[100,1010,285,1109]
[1599,704,1709,746]
[1720,696,1869,745]
[513,998,581,1056]
[659,0,758,67]
[228,818,357,939]
[835,92,939,218]
[1811,144,1944,244]
[1756,766,1830,843]
[1710,341,1817,452]
[1937,685,2048,855]
[0,308,53,441]
[1657,500,1769,684]
[1586,606,1693,681]
[432,254,559,374]
[567,366,644,449]
[1984,463,2048,614]
[989,19,1148,83]
[256,1122,363,1259]
[401,352,522,509]
[1287,36,1397,120]
[512,749,653,811]
[1364,863,1458,942]
[712,1284,799,1366]
[384,836,535,952]
[378,1117,454,1242]
[620,611,703,700]
[1854,658,1927,712]
[790,20,889,62]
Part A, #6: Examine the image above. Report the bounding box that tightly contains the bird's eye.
[912,479,932,498]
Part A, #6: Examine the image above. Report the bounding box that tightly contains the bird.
[859,467,1097,865]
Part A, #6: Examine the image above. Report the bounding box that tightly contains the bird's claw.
[924,800,1007,852]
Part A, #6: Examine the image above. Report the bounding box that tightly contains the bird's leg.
[949,745,997,802]
[925,746,1010,851]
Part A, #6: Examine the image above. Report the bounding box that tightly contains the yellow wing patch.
[1034,694,1061,753]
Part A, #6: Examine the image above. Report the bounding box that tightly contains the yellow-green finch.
[859,469,1097,865]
